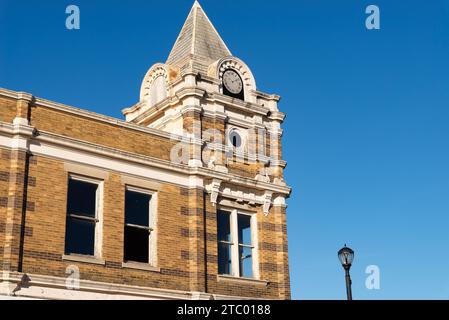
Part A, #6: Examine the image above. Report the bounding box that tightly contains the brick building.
[0,1,291,300]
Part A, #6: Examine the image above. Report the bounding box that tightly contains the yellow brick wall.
[0,96,17,123]
[0,148,12,267]
[22,155,193,290]
[0,94,291,299]
[30,105,178,162]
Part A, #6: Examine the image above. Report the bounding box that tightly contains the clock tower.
[123,1,287,182]
[123,0,291,298]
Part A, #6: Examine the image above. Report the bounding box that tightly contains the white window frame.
[66,174,104,259]
[227,127,247,155]
[218,208,260,280]
[124,185,158,267]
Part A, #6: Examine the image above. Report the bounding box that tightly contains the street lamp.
[338,245,354,300]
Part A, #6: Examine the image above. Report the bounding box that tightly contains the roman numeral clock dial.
[223,69,244,98]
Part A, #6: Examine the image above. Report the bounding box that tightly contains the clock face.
[223,70,243,95]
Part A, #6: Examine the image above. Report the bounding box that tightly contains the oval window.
[229,130,242,148]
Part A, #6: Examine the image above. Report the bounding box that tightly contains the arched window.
[149,76,167,106]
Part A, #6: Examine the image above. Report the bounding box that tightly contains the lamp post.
[338,245,354,300]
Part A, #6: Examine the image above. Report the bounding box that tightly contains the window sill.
[122,262,161,273]
[62,254,106,266]
[217,275,268,287]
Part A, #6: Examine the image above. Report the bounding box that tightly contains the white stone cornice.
[271,159,287,168]
[225,117,253,129]
[269,111,286,122]
[0,271,261,300]
[176,86,207,100]
[267,128,284,139]
[126,85,278,128]
[121,101,145,116]
[1,122,36,152]
[128,87,206,125]
[207,93,269,116]
[198,167,291,195]
[205,180,278,215]
[130,97,180,125]
[250,122,266,130]
[252,90,281,102]
[12,123,34,138]
[16,91,34,102]
[203,141,271,164]
[0,88,189,143]
[180,104,203,115]
[202,110,228,122]
[0,122,292,195]
[0,88,24,99]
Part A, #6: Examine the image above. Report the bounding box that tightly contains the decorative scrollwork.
[140,64,170,102]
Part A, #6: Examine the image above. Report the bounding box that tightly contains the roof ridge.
[166,1,231,72]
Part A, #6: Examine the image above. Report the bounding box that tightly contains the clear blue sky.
[1,0,449,300]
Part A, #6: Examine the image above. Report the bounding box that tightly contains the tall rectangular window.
[238,214,254,279]
[217,209,258,279]
[124,187,155,265]
[65,176,102,257]
[217,211,232,275]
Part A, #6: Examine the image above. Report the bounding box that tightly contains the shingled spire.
[166,1,232,74]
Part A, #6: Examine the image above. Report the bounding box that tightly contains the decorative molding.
[0,122,292,195]
[206,178,222,206]
[16,91,34,102]
[263,191,273,216]
[209,57,257,103]
[269,111,286,122]
[140,63,181,102]
[206,180,276,215]
[0,271,261,300]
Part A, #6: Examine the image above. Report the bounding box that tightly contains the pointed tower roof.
[166,1,232,74]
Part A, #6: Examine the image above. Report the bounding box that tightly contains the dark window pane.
[230,131,242,148]
[67,179,98,218]
[125,191,151,226]
[238,215,252,246]
[218,243,232,275]
[65,218,95,256]
[124,226,149,263]
[239,246,253,278]
[217,211,231,242]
